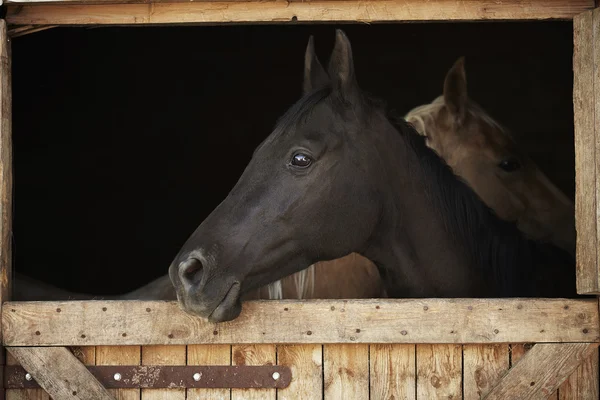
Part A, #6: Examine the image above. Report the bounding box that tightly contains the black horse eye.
[498,158,521,172]
[291,153,312,168]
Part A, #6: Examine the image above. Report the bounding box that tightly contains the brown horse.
[405,58,575,256]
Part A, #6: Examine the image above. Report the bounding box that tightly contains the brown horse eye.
[291,153,312,168]
[499,158,521,172]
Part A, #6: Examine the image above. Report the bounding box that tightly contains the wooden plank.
[369,344,415,400]
[277,345,322,400]
[4,299,598,346]
[96,345,141,400]
[558,349,599,400]
[575,9,599,294]
[323,344,368,400]
[511,344,558,400]
[4,0,594,26]
[416,344,462,400]
[141,345,186,400]
[463,345,509,400]
[0,19,12,400]
[484,343,599,400]
[6,352,49,400]
[231,344,276,400]
[0,18,12,371]
[7,347,113,400]
[186,344,231,400]
[5,347,94,400]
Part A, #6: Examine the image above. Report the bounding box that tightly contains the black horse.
[169,30,576,322]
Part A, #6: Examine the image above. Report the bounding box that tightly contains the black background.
[12,22,574,294]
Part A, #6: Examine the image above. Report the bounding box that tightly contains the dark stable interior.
[12,22,574,295]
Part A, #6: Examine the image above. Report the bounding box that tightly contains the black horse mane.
[387,110,576,297]
[269,86,575,297]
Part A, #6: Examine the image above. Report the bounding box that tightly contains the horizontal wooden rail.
[5,0,594,26]
[3,298,599,346]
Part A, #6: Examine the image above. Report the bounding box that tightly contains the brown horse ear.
[303,36,329,94]
[443,57,468,124]
[328,29,360,101]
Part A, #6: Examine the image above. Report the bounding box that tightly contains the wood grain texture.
[96,345,141,400]
[187,344,231,400]
[463,344,509,400]
[4,299,598,346]
[416,344,462,400]
[369,344,415,400]
[323,344,369,400]
[71,346,95,365]
[7,347,113,400]
[231,344,276,400]
[141,345,186,400]
[4,0,594,26]
[574,9,599,294]
[484,343,599,400]
[558,348,599,400]
[511,344,558,400]
[277,345,322,400]
[5,347,94,399]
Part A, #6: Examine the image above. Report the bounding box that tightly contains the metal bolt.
[193,373,201,381]
[113,373,122,381]
[272,372,280,380]
[25,373,32,381]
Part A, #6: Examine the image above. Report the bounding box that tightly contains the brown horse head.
[405,58,574,255]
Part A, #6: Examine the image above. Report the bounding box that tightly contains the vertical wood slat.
[323,344,369,400]
[416,344,462,400]
[277,345,322,400]
[141,345,187,400]
[574,8,599,294]
[231,345,276,400]
[187,345,231,400]
[96,346,141,400]
[370,344,415,400]
[463,345,509,400]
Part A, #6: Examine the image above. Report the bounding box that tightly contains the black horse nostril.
[179,258,204,286]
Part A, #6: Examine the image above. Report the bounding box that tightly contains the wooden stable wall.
[2,299,599,399]
[1,1,600,400]
[4,343,600,400]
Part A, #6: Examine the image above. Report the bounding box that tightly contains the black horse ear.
[303,36,329,94]
[443,57,468,125]
[328,29,360,101]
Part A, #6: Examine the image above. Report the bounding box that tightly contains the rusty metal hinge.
[4,365,291,389]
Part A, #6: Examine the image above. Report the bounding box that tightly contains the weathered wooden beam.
[3,299,599,346]
[575,8,600,295]
[484,343,599,400]
[4,0,594,26]
[0,21,12,396]
[7,347,113,400]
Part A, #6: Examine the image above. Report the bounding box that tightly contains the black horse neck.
[363,113,575,298]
